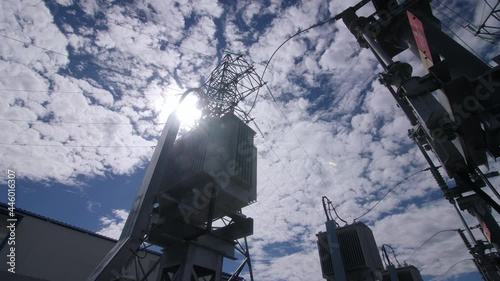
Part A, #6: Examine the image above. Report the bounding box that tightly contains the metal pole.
[452,201,478,244]
[387,264,400,281]
[245,236,254,281]
[412,135,479,244]
[362,33,394,68]
[325,220,347,281]
[470,199,500,253]
[457,229,488,281]
[475,167,500,202]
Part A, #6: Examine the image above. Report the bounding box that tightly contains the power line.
[0,34,69,59]
[55,0,212,58]
[0,32,198,96]
[242,1,376,225]
[431,6,469,29]
[0,33,199,93]
[404,229,459,263]
[0,89,81,94]
[436,259,473,281]
[480,0,488,26]
[264,141,326,221]
[3,1,214,102]
[382,244,401,267]
[353,167,431,222]
[435,18,492,67]
[248,0,381,114]
[72,0,212,55]
[258,131,334,273]
[0,118,166,126]
[0,142,155,148]
[431,5,496,45]
[104,16,212,57]
[0,87,184,95]
[433,0,474,27]
[323,196,348,225]
[422,2,499,44]
[255,0,371,84]
[257,56,374,224]
[256,137,332,270]
[0,33,145,81]
[248,16,337,114]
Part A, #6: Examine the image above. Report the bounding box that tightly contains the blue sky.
[1,0,499,280]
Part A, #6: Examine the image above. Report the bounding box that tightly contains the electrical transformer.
[317,222,384,281]
[149,113,257,245]
[382,265,424,281]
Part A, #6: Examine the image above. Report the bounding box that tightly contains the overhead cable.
[436,259,474,281]
[248,9,341,114]
[0,142,155,148]
[353,167,431,222]
[404,228,459,263]
[381,244,401,267]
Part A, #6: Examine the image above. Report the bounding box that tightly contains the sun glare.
[176,94,202,128]
[155,90,203,130]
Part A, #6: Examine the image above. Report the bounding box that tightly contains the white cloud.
[98,209,129,239]
[87,200,102,212]
[2,0,498,280]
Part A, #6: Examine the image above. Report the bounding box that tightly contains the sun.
[175,94,202,128]
[155,91,202,130]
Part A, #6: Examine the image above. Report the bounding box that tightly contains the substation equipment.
[317,196,425,281]
[88,54,264,281]
[321,0,500,279]
[86,0,500,280]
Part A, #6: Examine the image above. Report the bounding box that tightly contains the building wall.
[0,209,160,281]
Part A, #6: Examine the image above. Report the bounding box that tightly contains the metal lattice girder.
[470,0,500,43]
[198,53,264,121]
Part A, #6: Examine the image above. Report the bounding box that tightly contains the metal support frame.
[228,236,254,281]
[412,129,500,281]
[88,105,185,281]
[340,0,500,279]
[156,239,225,281]
[317,196,348,281]
[324,220,348,281]
[382,244,401,281]
[89,53,264,281]
[469,0,500,43]
[386,264,399,281]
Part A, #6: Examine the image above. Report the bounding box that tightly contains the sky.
[0,0,499,280]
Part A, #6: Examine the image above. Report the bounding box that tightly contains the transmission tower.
[88,53,264,281]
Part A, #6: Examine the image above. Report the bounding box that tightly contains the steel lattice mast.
[467,0,500,44]
[198,53,264,121]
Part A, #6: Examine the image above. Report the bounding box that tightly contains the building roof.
[0,201,117,243]
[0,202,248,280]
